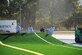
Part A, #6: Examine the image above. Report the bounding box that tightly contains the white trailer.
[0,20,17,34]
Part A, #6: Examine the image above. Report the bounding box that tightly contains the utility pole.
[50,0,54,26]
[20,5,22,30]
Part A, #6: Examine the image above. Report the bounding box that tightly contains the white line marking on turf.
[34,33,55,46]
[34,32,82,51]
[0,41,44,55]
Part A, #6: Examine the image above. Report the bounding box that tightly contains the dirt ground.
[54,31,75,35]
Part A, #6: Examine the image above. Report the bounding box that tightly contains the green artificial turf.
[0,44,34,55]
[0,33,82,55]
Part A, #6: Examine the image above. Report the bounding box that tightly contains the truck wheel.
[75,37,80,43]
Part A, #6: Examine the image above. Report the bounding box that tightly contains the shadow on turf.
[0,33,26,40]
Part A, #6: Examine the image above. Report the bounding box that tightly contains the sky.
[7,0,9,6]
[78,0,82,6]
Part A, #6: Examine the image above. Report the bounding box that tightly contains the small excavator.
[75,27,82,43]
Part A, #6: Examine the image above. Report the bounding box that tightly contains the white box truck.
[0,20,17,34]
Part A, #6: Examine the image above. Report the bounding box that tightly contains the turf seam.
[0,41,44,55]
[34,32,82,51]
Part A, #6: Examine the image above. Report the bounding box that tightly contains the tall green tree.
[0,0,39,29]
[0,0,8,17]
